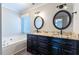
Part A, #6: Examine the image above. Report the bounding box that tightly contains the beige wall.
[73,4,79,34]
[21,3,74,33]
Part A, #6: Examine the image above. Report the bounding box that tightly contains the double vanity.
[27,32,79,55]
[27,4,79,55]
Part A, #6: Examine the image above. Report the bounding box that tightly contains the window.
[21,16,31,33]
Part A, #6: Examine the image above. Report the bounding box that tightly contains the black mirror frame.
[34,16,44,30]
[53,10,72,30]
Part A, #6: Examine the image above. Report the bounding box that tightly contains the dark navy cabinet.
[50,38,63,55]
[27,34,38,54]
[27,34,79,55]
[27,34,32,52]
[38,36,50,55]
[61,39,77,55]
[50,38,78,55]
[27,34,50,55]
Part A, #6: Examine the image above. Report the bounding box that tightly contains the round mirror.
[53,10,72,30]
[34,16,44,29]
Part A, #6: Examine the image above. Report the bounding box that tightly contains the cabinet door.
[62,39,76,55]
[76,40,79,54]
[27,34,38,54]
[31,35,38,54]
[38,36,49,55]
[27,34,32,52]
[50,38,63,55]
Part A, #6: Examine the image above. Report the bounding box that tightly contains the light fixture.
[35,11,40,14]
[57,4,67,9]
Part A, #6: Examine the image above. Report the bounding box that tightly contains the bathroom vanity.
[27,7,79,55]
[27,33,79,55]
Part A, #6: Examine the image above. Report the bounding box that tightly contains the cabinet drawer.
[62,40,76,49]
[62,44,76,50]
[38,47,49,55]
[62,49,76,55]
[51,38,63,44]
[39,42,48,46]
[38,39,48,43]
[27,34,37,39]
[51,42,62,48]
[32,40,38,44]
[38,36,48,41]
[38,47,48,51]
[51,46,62,55]
[63,39,76,45]
[39,45,48,49]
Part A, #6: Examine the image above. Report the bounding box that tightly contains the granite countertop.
[29,31,79,40]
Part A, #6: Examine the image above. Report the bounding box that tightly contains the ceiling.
[2,3,45,14]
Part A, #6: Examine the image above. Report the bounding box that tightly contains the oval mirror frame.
[53,10,72,30]
[34,16,44,30]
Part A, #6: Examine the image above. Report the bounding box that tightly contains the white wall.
[0,4,2,55]
[2,7,27,55]
[2,7,27,45]
[2,7,21,37]
[21,3,74,33]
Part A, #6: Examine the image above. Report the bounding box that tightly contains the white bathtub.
[2,34,27,55]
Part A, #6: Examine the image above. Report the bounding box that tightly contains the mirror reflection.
[34,16,44,29]
[53,10,71,30]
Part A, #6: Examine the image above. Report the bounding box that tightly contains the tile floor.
[15,49,32,55]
